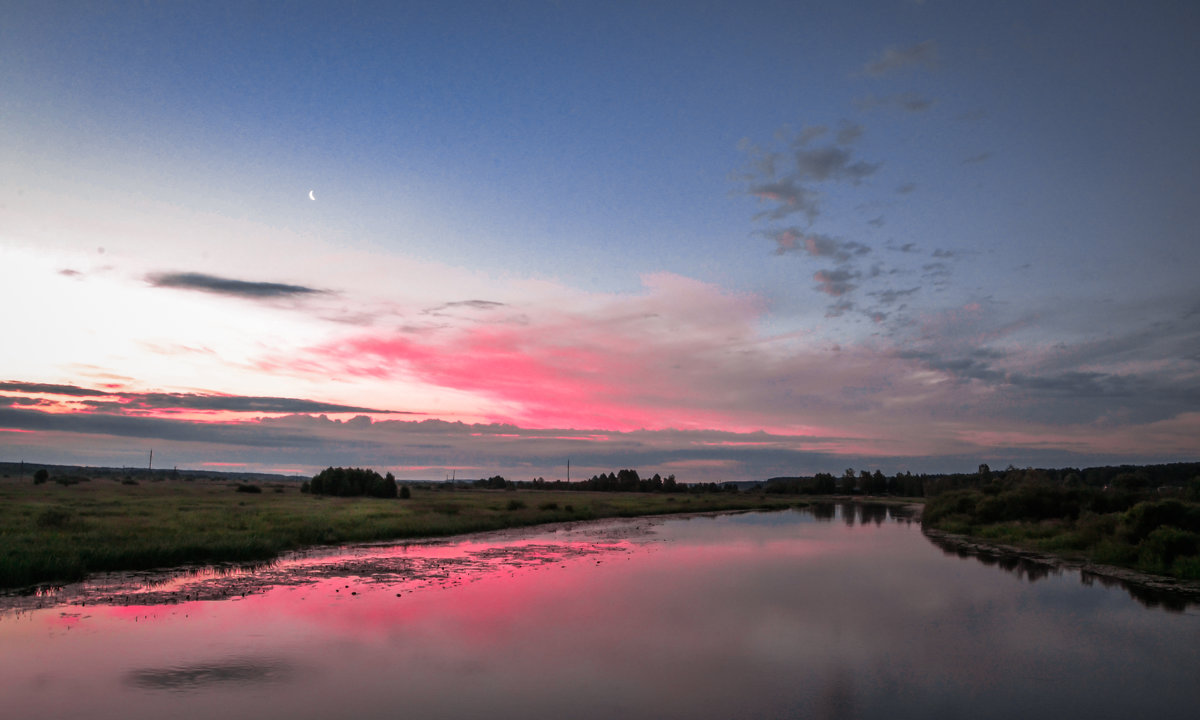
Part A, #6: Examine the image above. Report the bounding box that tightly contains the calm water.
[2,505,1199,719]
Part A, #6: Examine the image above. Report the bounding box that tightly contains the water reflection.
[126,656,295,691]
[923,528,1200,611]
[2,508,1199,720]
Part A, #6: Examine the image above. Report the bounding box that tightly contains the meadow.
[0,475,806,590]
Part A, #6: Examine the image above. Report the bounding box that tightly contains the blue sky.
[2,1,1198,480]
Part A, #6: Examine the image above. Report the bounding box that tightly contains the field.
[0,475,807,590]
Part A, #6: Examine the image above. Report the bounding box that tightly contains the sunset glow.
[2,2,1197,480]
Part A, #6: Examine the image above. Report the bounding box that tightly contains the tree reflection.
[924,532,1200,612]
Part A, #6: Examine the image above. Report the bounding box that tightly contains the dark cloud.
[896,344,1200,425]
[813,268,860,297]
[896,183,917,195]
[763,229,871,261]
[747,177,821,222]
[423,299,507,316]
[922,262,951,279]
[147,272,322,298]
[101,393,405,415]
[863,40,938,76]
[0,381,108,397]
[0,406,319,447]
[963,152,992,164]
[794,146,880,184]
[932,249,955,258]
[0,381,404,415]
[869,287,921,306]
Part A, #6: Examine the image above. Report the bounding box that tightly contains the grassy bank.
[0,477,807,590]
[922,484,1200,580]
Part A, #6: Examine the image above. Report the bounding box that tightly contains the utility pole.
[567,458,570,483]
[148,449,153,472]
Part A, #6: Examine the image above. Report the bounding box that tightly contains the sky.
[2,0,1198,481]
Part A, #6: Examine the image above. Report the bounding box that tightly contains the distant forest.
[759,462,1200,498]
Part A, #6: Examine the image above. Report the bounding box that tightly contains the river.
[2,504,1198,719]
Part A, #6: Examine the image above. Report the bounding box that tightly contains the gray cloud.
[794,146,880,184]
[0,381,107,396]
[863,40,938,76]
[147,272,322,298]
[895,340,1200,426]
[747,177,821,222]
[963,152,992,164]
[813,268,860,297]
[763,229,871,261]
[836,122,864,145]
[0,381,404,416]
[423,299,508,317]
[869,287,921,306]
[740,120,957,323]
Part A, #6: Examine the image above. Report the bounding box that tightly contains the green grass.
[0,478,808,589]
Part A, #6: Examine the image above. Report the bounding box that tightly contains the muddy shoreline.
[0,513,694,615]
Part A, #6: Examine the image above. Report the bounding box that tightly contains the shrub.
[506,499,526,511]
[538,501,558,511]
[308,467,397,498]
[33,469,49,484]
[399,485,411,499]
[236,484,263,494]
[1137,525,1200,574]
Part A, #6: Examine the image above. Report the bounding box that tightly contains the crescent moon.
[308,190,316,201]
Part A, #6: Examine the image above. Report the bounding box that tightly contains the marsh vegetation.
[0,474,805,589]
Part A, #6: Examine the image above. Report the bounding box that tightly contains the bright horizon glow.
[2,2,1198,480]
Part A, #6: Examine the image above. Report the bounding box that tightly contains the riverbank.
[0,477,810,591]
[923,526,1200,608]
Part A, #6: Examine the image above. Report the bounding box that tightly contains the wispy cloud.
[147,272,323,299]
[739,122,956,323]
[0,382,402,416]
[862,40,938,77]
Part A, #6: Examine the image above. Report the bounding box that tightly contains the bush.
[399,485,411,499]
[236,484,263,494]
[33,469,49,484]
[1137,525,1200,573]
[506,499,526,511]
[538,501,558,511]
[1122,499,1200,543]
[308,467,398,498]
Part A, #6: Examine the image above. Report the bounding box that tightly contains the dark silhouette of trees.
[306,467,398,498]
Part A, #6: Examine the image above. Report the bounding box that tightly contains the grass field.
[0,476,808,590]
